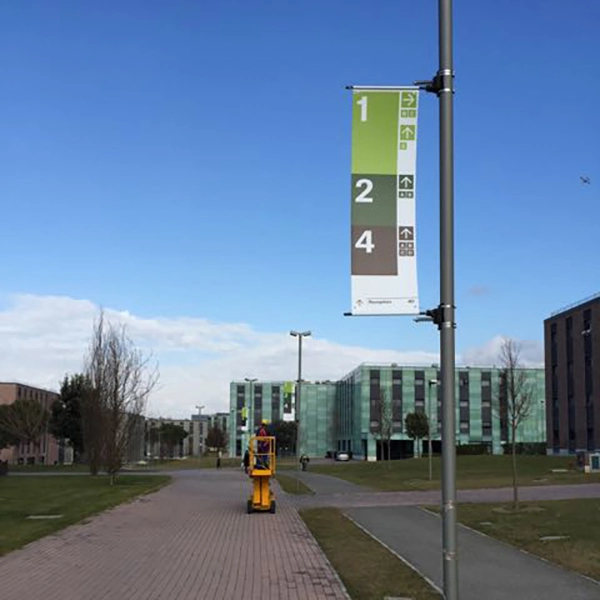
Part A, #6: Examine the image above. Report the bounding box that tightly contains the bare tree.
[80,382,105,476]
[85,313,158,484]
[375,390,393,461]
[498,338,533,509]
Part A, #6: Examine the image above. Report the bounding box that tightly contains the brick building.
[544,293,600,454]
[0,382,64,465]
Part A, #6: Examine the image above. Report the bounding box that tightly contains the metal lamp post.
[290,330,311,488]
[428,379,439,481]
[414,1,458,596]
[244,377,257,454]
[195,405,205,455]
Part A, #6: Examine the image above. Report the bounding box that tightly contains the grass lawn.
[9,458,243,472]
[9,463,90,473]
[275,473,313,495]
[310,455,600,491]
[138,457,242,470]
[427,499,600,582]
[0,474,170,556]
[301,508,440,600]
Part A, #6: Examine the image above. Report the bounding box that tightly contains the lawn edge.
[342,512,443,596]
[297,509,352,600]
[275,473,315,495]
[0,475,172,558]
[419,505,600,588]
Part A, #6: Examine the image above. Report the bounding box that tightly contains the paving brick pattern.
[0,470,349,600]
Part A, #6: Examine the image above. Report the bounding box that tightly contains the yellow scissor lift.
[247,435,276,514]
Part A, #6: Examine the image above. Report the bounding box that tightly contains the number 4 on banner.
[355,230,374,253]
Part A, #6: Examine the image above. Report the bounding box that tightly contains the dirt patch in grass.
[301,507,440,600]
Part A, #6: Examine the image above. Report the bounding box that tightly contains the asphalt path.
[284,470,600,598]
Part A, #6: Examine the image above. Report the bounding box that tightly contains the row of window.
[17,386,55,404]
[549,306,596,451]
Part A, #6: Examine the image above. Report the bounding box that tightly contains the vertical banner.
[350,88,420,315]
[283,381,295,422]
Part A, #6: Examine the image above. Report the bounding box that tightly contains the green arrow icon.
[400,125,416,141]
[401,92,417,108]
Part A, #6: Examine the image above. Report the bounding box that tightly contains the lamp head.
[290,330,312,337]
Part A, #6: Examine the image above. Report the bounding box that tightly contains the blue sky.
[0,1,598,415]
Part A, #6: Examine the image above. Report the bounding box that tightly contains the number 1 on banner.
[355,230,374,253]
[357,96,368,122]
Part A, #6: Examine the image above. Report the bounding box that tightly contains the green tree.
[159,423,188,458]
[405,411,429,458]
[0,400,50,454]
[269,420,297,456]
[49,374,90,462]
[206,425,227,451]
[0,408,19,449]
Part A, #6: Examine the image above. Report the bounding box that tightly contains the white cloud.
[460,335,544,368]
[0,295,545,418]
[468,285,491,296]
[0,294,440,418]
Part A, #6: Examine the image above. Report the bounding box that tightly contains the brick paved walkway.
[0,470,349,600]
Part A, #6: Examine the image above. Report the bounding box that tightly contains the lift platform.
[247,435,276,514]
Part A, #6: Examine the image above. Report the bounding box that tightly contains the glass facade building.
[229,364,546,460]
[228,380,337,458]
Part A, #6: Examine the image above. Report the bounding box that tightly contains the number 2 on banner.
[357,96,368,122]
[355,178,373,203]
[355,230,374,254]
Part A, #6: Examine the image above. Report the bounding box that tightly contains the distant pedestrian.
[243,450,250,474]
[216,449,222,469]
[300,454,310,472]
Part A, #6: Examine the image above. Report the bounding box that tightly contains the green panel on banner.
[351,174,397,226]
[351,92,398,175]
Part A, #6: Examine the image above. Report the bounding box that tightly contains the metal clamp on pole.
[414,69,455,97]
[414,305,456,330]
[437,304,456,330]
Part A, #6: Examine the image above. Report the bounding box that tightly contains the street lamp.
[428,379,440,481]
[290,330,311,482]
[195,405,206,455]
[244,377,257,454]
